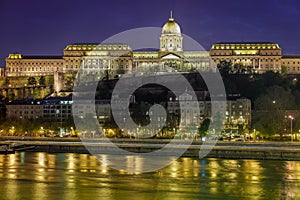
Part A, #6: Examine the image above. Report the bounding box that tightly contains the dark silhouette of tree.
[38,76,46,85]
[254,86,295,137]
[198,118,210,136]
[4,77,10,87]
[281,65,288,74]
[27,77,37,86]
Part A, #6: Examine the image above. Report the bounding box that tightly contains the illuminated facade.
[5,13,212,78]
[6,55,63,77]
[167,92,251,129]
[6,96,111,123]
[210,42,282,73]
[281,55,300,74]
[4,13,300,77]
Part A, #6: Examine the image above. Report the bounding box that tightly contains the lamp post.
[288,115,294,142]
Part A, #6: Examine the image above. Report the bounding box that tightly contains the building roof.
[22,55,62,59]
[132,48,159,52]
[282,54,300,59]
[7,99,43,105]
[64,43,131,51]
[70,43,127,46]
[215,41,275,44]
[211,42,280,50]
[44,95,72,102]
[167,90,207,101]
[7,54,62,60]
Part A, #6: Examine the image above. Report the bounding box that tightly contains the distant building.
[4,12,213,79]
[167,91,207,127]
[72,99,111,123]
[6,54,63,77]
[4,12,300,80]
[217,96,251,131]
[281,55,300,74]
[210,42,282,74]
[6,95,111,124]
[167,92,251,131]
[6,99,43,119]
[42,96,73,120]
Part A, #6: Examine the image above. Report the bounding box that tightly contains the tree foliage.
[27,77,37,86]
[198,118,210,136]
[38,76,46,85]
[254,86,295,136]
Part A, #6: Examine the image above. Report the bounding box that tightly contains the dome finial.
[169,10,174,21]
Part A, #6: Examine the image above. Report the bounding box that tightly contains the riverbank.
[1,136,300,160]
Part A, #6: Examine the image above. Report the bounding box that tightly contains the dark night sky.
[1,0,300,66]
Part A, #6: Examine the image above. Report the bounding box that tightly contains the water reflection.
[0,152,300,199]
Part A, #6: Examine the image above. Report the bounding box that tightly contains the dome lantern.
[162,11,181,35]
[160,11,183,52]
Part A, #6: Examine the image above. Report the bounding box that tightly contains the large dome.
[162,13,181,35]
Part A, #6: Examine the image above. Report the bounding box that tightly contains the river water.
[0,152,299,200]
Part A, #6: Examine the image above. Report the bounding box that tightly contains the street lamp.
[288,115,294,142]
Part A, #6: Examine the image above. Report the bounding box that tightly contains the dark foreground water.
[0,152,300,200]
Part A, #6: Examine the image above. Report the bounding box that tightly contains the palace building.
[281,55,300,74]
[4,12,300,78]
[210,42,282,73]
[4,13,213,78]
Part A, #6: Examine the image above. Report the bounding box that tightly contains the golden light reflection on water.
[9,154,15,165]
[125,156,143,174]
[1,153,300,199]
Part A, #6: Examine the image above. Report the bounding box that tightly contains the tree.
[252,121,265,135]
[217,60,254,75]
[198,118,210,136]
[294,120,300,135]
[38,76,46,85]
[5,77,10,87]
[64,73,76,89]
[28,77,37,86]
[217,60,232,77]
[281,65,288,74]
[0,93,5,105]
[232,63,254,74]
[254,85,295,137]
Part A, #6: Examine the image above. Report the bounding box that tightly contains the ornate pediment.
[161,53,181,60]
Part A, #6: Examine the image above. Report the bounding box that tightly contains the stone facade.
[167,92,251,129]
[281,55,300,74]
[5,13,300,81]
[4,13,214,80]
[210,42,282,73]
[6,99,43,119]
[6,55,63,77]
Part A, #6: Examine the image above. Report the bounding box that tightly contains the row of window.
[211,52,280,56]
[214,45,278,50]
[8,66,59,72]
[213,58,280,62]
[288,67,300,71]
[10,111,39,114]
[7,62,63,66]
[282,61,300,65]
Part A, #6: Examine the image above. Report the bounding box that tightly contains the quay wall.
[20,143,300,161]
